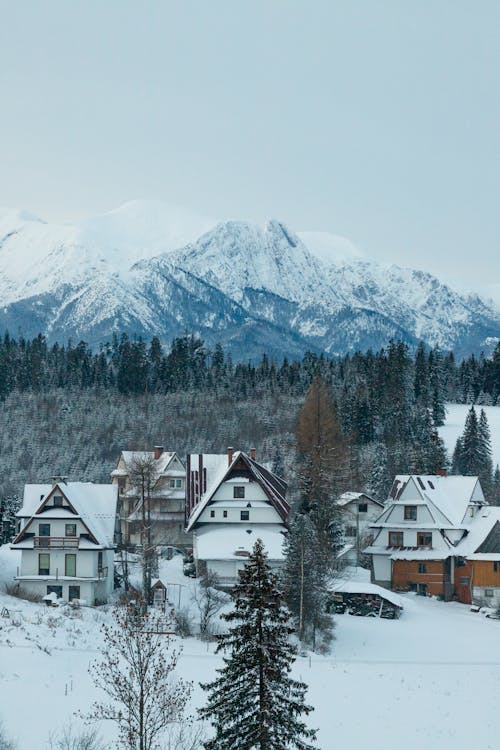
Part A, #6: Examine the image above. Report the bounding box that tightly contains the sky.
[0,1,499,294]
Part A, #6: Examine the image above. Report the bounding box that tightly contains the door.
[68,585,80,601]
[417,583,428,596]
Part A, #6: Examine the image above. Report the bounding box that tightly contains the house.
[111,446,188,549]
[366,473,500,604]
[185,447,289,585]
[336,491,384,565]
[11,479,117,605]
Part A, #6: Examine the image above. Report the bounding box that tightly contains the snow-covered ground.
[439,403,500,467]
[0,546,499,749]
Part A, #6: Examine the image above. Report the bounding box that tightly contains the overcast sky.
[0,1,499,293]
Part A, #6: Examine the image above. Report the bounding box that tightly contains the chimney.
[437,467,447,477]
[250,448,256,461]
[154,445,164,460]
[228,446,234,466]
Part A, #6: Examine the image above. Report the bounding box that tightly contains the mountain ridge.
[0,201,498,359]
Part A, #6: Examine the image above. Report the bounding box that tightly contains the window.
[169,479,175,488]
[234,486,245,499]
[175,479,182,489]
[418,563,427,574]
[65,524,77,537]
[485,589,494,597]
[494,561,500,573]
[39,553,50,575]
[404,506,417,520]
[459,577,469,585]
[345,526,357,537]
[53,495,63,507]
[358,503,368,513]
[240,510,250,521]
[223,510,228,518]
[417,532,432,547]
[98,551,103,572]
[210,510,215,518]
[38,523,50,546]
[388,531,403,546]
[68,585,80,601]
[65,554,76,577]
[470,507,475,517]
[46,585,62,598]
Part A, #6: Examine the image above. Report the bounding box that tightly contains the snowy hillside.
[439,403,500,467]
[1,547,499,750]
[0,202,498,358]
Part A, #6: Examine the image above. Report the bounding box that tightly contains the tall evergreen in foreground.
[199,539,317,750]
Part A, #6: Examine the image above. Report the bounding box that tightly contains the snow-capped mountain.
[0,202,498,360]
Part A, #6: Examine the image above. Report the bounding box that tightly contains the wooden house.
[366,473,500,604]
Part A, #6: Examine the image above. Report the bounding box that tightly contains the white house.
[336,491,384,564]
[365,473,500,603]
[11,480,117,605]
[111,447,187,548]
[185,448,289,585]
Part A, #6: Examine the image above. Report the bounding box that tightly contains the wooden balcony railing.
[34,537,79,549]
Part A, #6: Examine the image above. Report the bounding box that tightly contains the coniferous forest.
[0,332,499,506]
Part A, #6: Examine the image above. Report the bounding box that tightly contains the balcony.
[34,536,79,549]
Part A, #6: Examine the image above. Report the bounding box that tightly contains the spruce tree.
[281,513,332,650]
[199,539,317,750]
[478,408,493,498]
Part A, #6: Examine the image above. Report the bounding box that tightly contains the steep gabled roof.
[389,474,485,526]
[14,482,117,547]
[111,450,182,478]
[186,451,289,531]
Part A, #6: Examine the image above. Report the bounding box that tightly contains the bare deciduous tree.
[128,453,159,605]
[47,724,104,750]
[88,603,191,750]
[191,571,228,637]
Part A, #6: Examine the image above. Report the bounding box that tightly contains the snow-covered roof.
[194,523,287,561]
[186,451,289,531]
[337,492,383,508]
[329,580,404,608]
[454,508,500,557]
[16,483,117,547]
[111,450,183,478]
[389,475,485,526]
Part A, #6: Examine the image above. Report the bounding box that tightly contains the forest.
[0,332,498,513]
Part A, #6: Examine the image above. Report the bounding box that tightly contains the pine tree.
[199,539,317,750]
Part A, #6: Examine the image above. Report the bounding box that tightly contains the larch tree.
[296,375,348,538]
[89,603,191,750]
[199,539,317,750]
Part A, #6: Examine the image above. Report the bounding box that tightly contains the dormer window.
[234,486,245,499]
[404,506,417,521]
[53,495,63,507]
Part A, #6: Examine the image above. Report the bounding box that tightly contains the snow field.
[439,403,500,467]
[1,547,499,749]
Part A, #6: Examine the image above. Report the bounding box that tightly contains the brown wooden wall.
[392,560,446,597]
[471,560,500,586]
